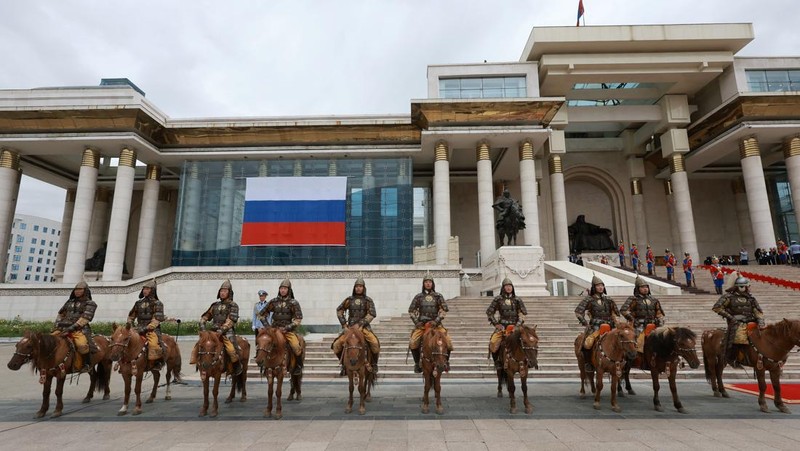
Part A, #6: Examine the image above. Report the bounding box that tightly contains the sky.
[1,0,796,222]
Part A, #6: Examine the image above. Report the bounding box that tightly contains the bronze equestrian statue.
[493,188,526,246]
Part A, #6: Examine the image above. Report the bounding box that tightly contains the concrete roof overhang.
[410,98,564,129]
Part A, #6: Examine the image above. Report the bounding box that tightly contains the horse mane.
[264,327,286,349]
[345,325,365,342]
[646,327,697,357]
[38,332,60,356]
[198,330,221,345]
[765,319,799,338]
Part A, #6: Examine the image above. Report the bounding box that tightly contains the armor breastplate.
[345,296,369,325]
[270,298,295,327]
[210,301,232,326]
[588,296,614,321]
[61,300,85,324]
[631,296,659,321]
[728,295,756,317]
[497,297,520,325]
[417,293,441,321]
[134,299,155,323]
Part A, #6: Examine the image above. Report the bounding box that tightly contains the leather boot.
[292,353,304,376]
[492,351,502,370]
[335,350,345,376]
[371,352,379,374]
[232,360,243,376]
[81,352,92,373]
[583,348,594,372]
[411,348,422,373]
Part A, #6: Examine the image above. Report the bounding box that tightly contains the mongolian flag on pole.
[241,176,347,246]
[576,0,585,26]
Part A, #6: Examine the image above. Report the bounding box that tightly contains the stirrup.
[151,360,164,372]
[414,364,422,374]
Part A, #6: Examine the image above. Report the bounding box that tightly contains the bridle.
[505,329,539,369]
[198,339,223,369]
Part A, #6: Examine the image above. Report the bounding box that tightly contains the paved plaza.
[2,341,800,450]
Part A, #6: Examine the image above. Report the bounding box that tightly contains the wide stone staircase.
[251,280,800,380]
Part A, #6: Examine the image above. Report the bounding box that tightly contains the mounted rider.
[575,275,620,372]
[408,271,453,373]
[190,279,243,376]
[620,276,665,359]
[486,278,528,370]
[53,281,98,372]
[492,188,526,234]
[260,278,305,375]
[712,274,765,368]
[127,279,166,371]
[331,277,381,375]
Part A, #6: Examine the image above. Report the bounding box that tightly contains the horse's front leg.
[770,368,791,414]
[36,375,52,418]
[147,368,161,404]
[651,367,663,412]
[434,371,444,415]
[755,368,769,413]
[578,363,586,399]
[507,371,517,414]
[593,368,604,410]
[421,374,431,414]
[52,376,66,418]
[716,356,729,398]
[264,374,274,418]
[496,368,504,398]
[610,371,621,413]
[345,371,354,414]
[199,379,209,417]
[358,369,367,415]
[625,360,636,395]
[669,361,686,413]
[521,372,532,414]
[83,369,96,403]
[133,370,145,415]
[275,372,284,420]
[211,376,221,417]
[119,371,132,416]
[225,375,235,404]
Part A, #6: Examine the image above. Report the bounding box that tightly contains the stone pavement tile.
[408,419,442,430]
[547,423,594,442]
[408,442,448,451]
[443,428,482,442]
[473,419,512,431]
[479,428,520,442]
[338,419,374,430]
[331,429,370,443]
[525,443,570,451]
[505,418,548,430]
[446,442,488,451]
[408,429,446,442]
[617,429,685,449]
[325,442,371,451]
[729,427,800,449]
[370,429,407,441]
[301,419,344,432]
[366,441,409,451]
[373,419,408,431]
[162,445,214,451]
[486,441,526,451]
[440,419,477,430]
[515,429,560,443]
[566,442,646,451]
[672,440,737,451]
[284,443,328,451]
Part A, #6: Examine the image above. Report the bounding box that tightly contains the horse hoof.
[51,411,62,418]
[721,391,730,399]
[287,394,295,401]
[295,394,302,401]
[165,395,172,401]
[103,394,110,401]
[210,411,218,418]
[611,406,622,413]
[34,412,45,419]
[760,406,769,413]
[145,398,154,404]
[263,411,271,418]
[421,406,429,414]
[713,391,722,398]
[82,397,91,404]
[677,407,687,414]
[435,407,444,415]
[199,411,207,417]
[133,409,142,416]
[655,405,664,412]
[117,410,127,416]
[497,391,503,398]
[345,407,352,414]
[224,398,233,404]
[510,407,517,414]
[365,394,371,402]
[593,403,600,410]
[627,389,636,396]
[778,405,791,414]
[525,406,533,414]
[275,413,282,420]
[359,408,366,415]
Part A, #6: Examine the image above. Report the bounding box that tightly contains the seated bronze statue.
[568,215,614,253]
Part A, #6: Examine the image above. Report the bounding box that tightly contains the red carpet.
[725,383,800,403]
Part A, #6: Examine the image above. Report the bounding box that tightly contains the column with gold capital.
[102,148,137,281]
[549,154,570,260]
[434,141,452,265]
[0,149,22,281]
[64,148,100,283]
[663,179,681,254]
[476,141,495,263]
[739,137,776,251]
[54,189,76,278]
[731,178,755,253]
[133,164,162,278]
[661,128,698,260]
[783,136,800,237]
[519,140,541,247]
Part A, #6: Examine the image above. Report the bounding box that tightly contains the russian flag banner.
[241,176,348,246]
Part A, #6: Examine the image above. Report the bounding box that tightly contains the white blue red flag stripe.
[241,176,347,246]
[576,0,585,26]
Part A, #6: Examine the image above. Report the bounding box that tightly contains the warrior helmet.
[589,274,605,296]
[734,275,750,287]
[422,270,436,291]
[665,248,670,253]
[502,277,513,287]
[501,277,516,297]
[139,278,159,300]
[71,280,92,300]
[258,289,267,297]
[352,276,367,296]
[634,276,649,296]
[217,279,234,300]
[278,278,295,298]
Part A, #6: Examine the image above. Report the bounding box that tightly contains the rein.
[597,330,634,377]
[198,338,224,369]
[747,328,793,371]
[505,331,538,369]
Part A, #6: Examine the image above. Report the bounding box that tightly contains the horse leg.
[770,368,790,414]
[293,373,302,401]
[521,374,533,414]
[625,361,636,395]
[36,375,52,418]
[52,376,65,418]
[421,374,430,414]
[508,372,517,414]
[275,373,283,420]
[83,369,95,403]
[164,366,172,401]
[345,371,354,414]
[240,368,248,402]
[578,362,586,399]
[593,368,604,410]
[717,354,729,398]
[358,369,367,415]
[668,361,686,413]
[199,379,209,417]
[264,374,273,418]
[496,368,504,398]
[102,361,112,400]
[147,369,160,404]
[610,372,621,413]
[756,368,769,413]
[434,372,444,415]
[225,376,235,404]
[133,370,144,415]
[119,371,132,416]
[651,367,663,412]
[210,376,220,417]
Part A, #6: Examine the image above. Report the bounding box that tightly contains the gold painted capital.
[630,179,643,196]
[784,136,800,159]
[548,155,562,174]
[731,177,746,194]
[364,159,373,176]
[328,160,337,176]
[434,141,449,162]
[476,142,490,161]
[259,161,269,177]
[146,164,162,181]
[118,148,136,168]
[518,141,534,161]
[189,162,199,179]
[81,148,100,169]
[669,154,685,174]
[0,149,20,170]
[739,137,760,160]
[663,179,673,195]
[222,162,233,179]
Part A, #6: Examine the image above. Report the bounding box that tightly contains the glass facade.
[769,177,798,243]
[746,69,800,92]
[439,76,526,99]
[171,158,413,266]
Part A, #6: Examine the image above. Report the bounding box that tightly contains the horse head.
[196,331,223,371]
[109,322,133,362]
[672,327,700,369]
[255,327,284,369]
[616,324,638,360]
[343,325,367,369]
[510,324,539,369]
[7,331,36,371]
[423,328,448,375]
[779,318,800,347]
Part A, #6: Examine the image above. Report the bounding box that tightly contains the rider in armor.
[575,275,620,372]
[53,281,98,373]
[260,278,305,375]
[620,276,665,360]
[712,274,765,368]
[486,278,527,369]
[331,277,381,375]
[408,272,453,373]
[190,280,243,376]
[127,279,166,371]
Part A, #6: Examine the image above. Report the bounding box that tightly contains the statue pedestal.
[482,246,549,297]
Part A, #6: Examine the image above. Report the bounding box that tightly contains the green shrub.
[0,318,307,337]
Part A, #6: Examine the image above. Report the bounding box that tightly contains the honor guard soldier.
[575,275,620,372]
[191,280,243,376]
[665,249,676,281]
[712,274,765,368]
[408,272,453,373]
[486,278,527,369]
[630,243,640,272]
[645,245,655,275]
[620,276,665,358]
[53,281,98,372]
[710,257,726,295]
[127,279,166,371]
[331,277,381,375]
[683,252,694,287]
[618,241,626,267]
[260,278,305,375]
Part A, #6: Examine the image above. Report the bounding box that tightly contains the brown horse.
[621,326,700,413]
[591,323,637,412]
[420,325,449,415]
[574,332,596,398]
[109,323,182,416]
[7,331,111,418]
[339,325,376,415]
[254,327,289,419]
[495,324,539,414]
[194,331,250,417]
[702,318,800,413]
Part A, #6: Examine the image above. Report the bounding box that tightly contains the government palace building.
[1,23,798,329]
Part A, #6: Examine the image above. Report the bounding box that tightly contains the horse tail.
[703,353,711,383]
[94,360,109,394]
[233,373,245,394]
[497,368,507,388]
[367,369,377,391]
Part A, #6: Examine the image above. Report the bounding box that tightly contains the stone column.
[179,162,201,251]
[668,154,699,260]
[63,148,100,284]
[549,155,570,260]
[433,141,451,265]
[102,148,136,281]
[476,141,495,263]
[133,164,161,278]
[630,178,649,247]
[519,140,541,247]
[260,160,269,177]
[55,189,76,277]
[783,136,800,238]
[328,160,336,176]
[731,178,755,252]
[663,180,681,254]
[0,150,21,281]
[150,190,172,271]
[739,137,776,251]
[216,162,235,250]
[86,188,110,257]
